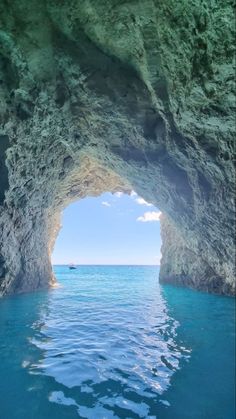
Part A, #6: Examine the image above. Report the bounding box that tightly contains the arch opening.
[51,191,162,269]
[0,150,235,297]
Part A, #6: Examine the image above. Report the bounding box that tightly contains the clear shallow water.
[0,266,234,419]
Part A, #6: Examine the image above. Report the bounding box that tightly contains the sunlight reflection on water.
[0,266,234,419]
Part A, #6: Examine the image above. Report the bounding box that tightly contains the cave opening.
[51,191,162,271]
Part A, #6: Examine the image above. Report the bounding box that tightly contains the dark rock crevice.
[0,135,9,204]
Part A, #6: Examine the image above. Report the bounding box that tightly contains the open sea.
[0,265,235,419]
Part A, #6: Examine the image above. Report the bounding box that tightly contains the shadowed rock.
[0,134,9,204]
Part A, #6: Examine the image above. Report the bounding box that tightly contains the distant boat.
[69,264,77,270]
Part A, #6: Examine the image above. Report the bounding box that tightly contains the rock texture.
[0,0,235,296]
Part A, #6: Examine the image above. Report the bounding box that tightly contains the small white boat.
[69,264,77,270]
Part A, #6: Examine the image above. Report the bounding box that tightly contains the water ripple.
[0,266,235,418]
[28,266,188,417]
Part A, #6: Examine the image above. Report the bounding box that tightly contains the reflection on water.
[0,266,235,419]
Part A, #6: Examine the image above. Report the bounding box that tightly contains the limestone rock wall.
[160,215,235,295]
[0,0,235,295]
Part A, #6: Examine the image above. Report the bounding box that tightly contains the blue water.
[0,266,235,419]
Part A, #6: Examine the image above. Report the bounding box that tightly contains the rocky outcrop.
[160,215,235,295]
[0,0,235,296]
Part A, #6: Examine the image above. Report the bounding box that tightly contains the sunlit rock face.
[0,0,235,296]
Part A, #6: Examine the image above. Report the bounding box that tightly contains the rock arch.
[0,0,235,295]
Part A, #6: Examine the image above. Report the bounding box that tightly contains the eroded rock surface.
[0,0,235,295]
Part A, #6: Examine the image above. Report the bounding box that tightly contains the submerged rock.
[0,0,235,295]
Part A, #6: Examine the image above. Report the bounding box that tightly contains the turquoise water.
[0,266,235,419]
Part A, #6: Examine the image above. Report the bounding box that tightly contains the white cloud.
[135,197,152,206]
[102,201,111,207]
[137,211,162,222]
[130,190,137,197]
[114,192,123,198]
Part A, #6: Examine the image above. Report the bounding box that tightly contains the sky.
[52,191,162,265]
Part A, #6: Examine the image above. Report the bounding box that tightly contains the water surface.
[0,266,235,418]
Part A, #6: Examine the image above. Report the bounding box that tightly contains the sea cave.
[0,1,235,418]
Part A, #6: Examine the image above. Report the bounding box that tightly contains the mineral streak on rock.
[0,0,235,296]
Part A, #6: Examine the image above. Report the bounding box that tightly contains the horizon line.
[52,263,160,266]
